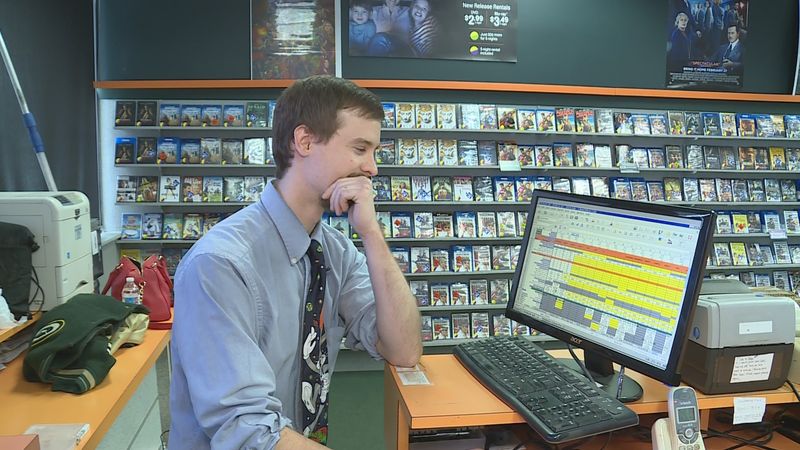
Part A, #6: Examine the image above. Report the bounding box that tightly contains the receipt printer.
[680,280,796,394]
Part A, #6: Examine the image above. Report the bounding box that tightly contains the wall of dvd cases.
[101,96,800,348]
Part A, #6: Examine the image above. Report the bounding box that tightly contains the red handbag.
[102,254,173,329]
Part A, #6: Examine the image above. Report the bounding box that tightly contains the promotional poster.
[348,0,517,62]
[252,0,336,79]
[666,0,749,90]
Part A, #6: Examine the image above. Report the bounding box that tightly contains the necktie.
[300,239,329,445]
[724,44,733,58]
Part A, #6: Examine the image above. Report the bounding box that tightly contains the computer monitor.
[506,191,715,402]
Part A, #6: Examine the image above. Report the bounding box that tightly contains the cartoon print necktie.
[300,239,329,445]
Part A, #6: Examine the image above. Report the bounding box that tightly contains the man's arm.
[323,177,422,367]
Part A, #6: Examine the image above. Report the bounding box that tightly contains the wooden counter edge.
[82,329,170,450]
[0,313,41,344]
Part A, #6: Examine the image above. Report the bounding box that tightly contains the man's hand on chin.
[321,176,380,238]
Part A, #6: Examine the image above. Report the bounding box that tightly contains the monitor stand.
[557,351,643,403]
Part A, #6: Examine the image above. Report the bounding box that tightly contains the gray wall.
[96,0,799,94]
[0,0,98,214]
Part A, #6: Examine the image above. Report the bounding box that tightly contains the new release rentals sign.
[348,0,517,62]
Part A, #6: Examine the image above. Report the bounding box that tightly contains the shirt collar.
[261,180,323,265]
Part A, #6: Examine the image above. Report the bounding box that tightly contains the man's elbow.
[390,342,423,368]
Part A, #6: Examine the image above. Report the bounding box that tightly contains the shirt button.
[291,258,297,264]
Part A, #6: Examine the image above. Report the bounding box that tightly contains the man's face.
[351,5,369,24]
[678,15,688,31]
[727,26,738,42]
[303,109,380,198]
[385,0,400,7]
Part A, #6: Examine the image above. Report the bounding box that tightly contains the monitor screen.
[507,191,715,387]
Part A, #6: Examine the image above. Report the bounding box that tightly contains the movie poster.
[666,0,749,90]
[348,0,517,62]
[252,0,336,79]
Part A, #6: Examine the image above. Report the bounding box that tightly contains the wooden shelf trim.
[0,312,41,344]
[94,79,800,103]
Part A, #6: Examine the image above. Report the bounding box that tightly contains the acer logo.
[570,337,582,345]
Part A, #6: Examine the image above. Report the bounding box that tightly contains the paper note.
[398,370,430,385]
[732,397,766,424]
[730,353,773,383]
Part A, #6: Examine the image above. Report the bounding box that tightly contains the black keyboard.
[454,336,639,444]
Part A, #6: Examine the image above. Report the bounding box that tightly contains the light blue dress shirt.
[169,181,381,449]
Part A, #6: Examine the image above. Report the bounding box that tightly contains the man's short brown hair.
[272,76,384,178]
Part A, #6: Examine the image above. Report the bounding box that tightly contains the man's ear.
[293,124,313,157]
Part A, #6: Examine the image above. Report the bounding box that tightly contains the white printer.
[680,279,796,394]
[0,191,94,310]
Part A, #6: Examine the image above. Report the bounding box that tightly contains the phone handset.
[652,386,705,450]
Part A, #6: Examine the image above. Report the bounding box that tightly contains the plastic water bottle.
[121,277,140,305]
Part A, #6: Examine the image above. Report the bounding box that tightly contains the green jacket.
[23,294,149,393]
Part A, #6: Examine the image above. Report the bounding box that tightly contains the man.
[169,76,422,449]
[714,24,743,74]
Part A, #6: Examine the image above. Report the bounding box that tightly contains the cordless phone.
[652,386,705,450]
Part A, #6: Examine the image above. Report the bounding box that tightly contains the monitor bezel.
[505,190,716,386]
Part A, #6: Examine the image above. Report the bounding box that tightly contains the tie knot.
[307,239,324,263]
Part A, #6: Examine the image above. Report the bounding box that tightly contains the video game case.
[417,139,438,165]
[715,213,732,234]
[411,247,431,273]
[182,213,204,240]
[471,312,490,338]
[158,103,180,127]
[453,176,474,202]
[397,138,418,165]
[381,102,396,128]
[459,104,481,130]
[455,211,477,238]
[390,247,410,273]
[432,316,451,340]
[469,279,489,305]
[437,139,458,165]
[450,281,469,304]
[452,313,471,339]
[477,211,497,238]
[415,103,436,129]
[518,145,534,168]
[427,176,451,201]
[375,139,396,165]
[492,245,511,270]
[159,175,181,203]
[222,104,244,127]
[433,213,454,238]
[223,176,245,202]
[431,249,450,272]
[413,212,434,238]
[391,176,411,202]
[555,107,575,132]
[202,176,224,203]
[479,104,497,129]
[478,140,498,165]
[517,108,537,131]
[396,103,416,128]
[553,143,574,167]
[410,280,430,306]
[391,212,412,238]
[246,102,269,127]
[411,175,432,202]
[497,106,517,130]
[436,104,457,129]
[120,213,142,240]
[534,145,554,167]
[421,315,433,342]
[490,279,509,304]
[575,108,595,133]
[136,176,158,202]
[536,107,556,132]
[115,137,135,164]
[473,245,492,272]
[457,140,479,166]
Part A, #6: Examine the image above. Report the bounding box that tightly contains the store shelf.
[114,126,272,132]
[405,270,515,278]
[419,304,507,313]
[705,264,799,272]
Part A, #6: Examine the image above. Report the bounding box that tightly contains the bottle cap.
[126,277,134,282]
